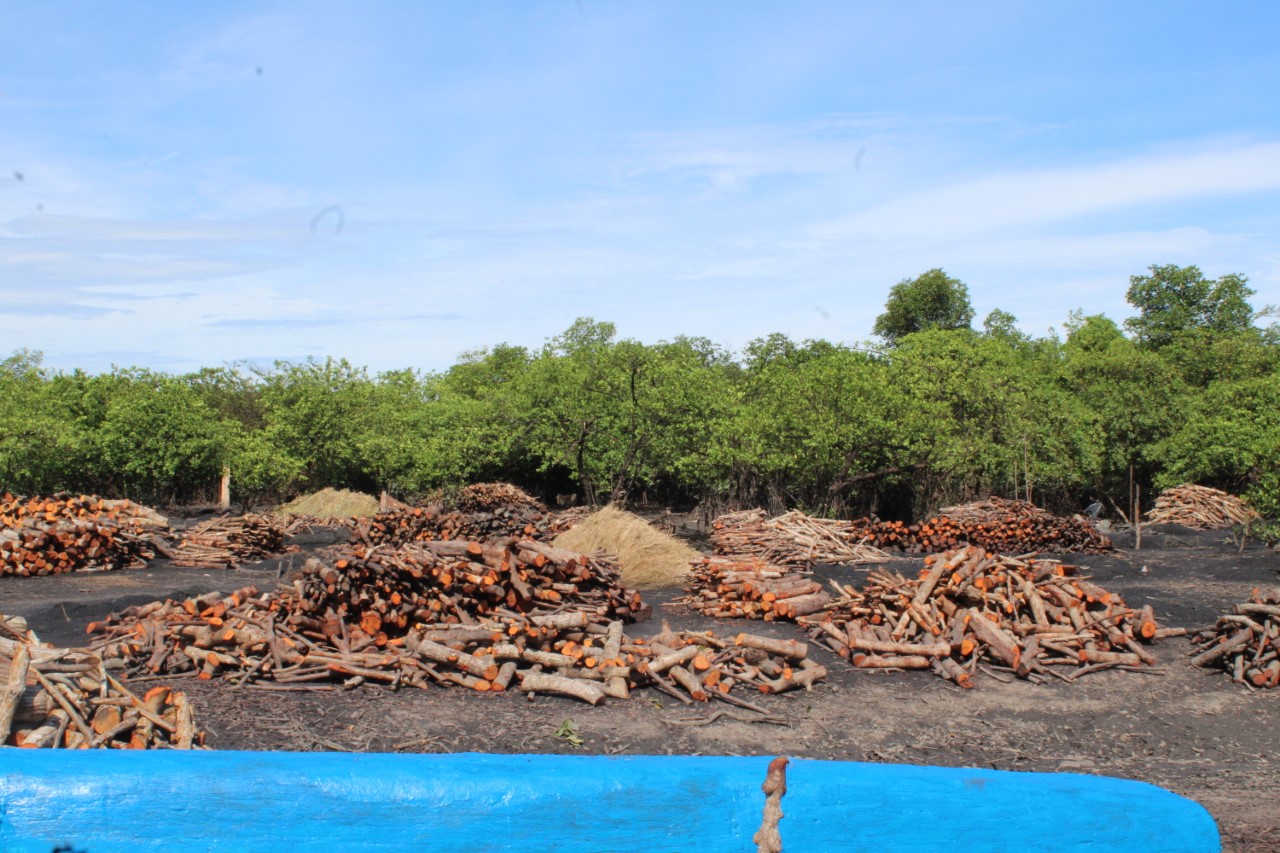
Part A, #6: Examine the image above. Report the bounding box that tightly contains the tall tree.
[1124,264,1257,348]
[873,268,975,344]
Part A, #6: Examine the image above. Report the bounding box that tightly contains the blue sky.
[2,2,1278,373]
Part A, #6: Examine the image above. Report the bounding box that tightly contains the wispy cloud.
[812,141,1280,241]
[207,312,463,330]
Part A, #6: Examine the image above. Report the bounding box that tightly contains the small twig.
[978,664,1014,683]
[663,710,789,727]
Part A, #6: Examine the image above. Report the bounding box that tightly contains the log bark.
[735,633,808,662]
[518,671,605,705]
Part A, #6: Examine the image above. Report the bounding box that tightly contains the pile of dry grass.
[275,488,379,519]
[553,505,701,590]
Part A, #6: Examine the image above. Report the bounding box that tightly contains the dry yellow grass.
[275,488,380,519]
[553,505,700,590]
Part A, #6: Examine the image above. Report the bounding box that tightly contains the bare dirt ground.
[5,523,1279,851]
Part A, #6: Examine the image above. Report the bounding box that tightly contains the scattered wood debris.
[1190,589,1280,688]
[711,509,895,567]
[682,559,831,621]
[171,514,304,569]
[1,614,202,749]
[1145,484,1259,530]
[0,492,172,577]
[806,544,1170,687]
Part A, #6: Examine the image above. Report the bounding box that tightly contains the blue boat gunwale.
[0,749,1221,853]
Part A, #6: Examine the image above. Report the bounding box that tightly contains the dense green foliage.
[2,264,1276,519]
[873,268,975,343]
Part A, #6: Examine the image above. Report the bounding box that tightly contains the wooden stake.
[753,756,788,853]
[0,642,31,741]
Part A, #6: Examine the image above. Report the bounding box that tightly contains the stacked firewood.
[0,492,172,577]
[1189,589,1280,688]
[452,482,546,514]
[352,505,553,548]
[846,498,1112,555]
[171,514,302,569]
[1,614,202,749]
[806,544,1171,688]
[682,559,832,621]
[1145,484,1259,530]
[710,509,895,567]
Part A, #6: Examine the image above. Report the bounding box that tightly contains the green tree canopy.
[1125,264,1257,348]
[873,268,975,344]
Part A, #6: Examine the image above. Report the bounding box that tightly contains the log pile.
[710,509,895,567]
[548,506,593,535]
[682,559,832,621]
[1,614,202,749]
[846,498,1112,555]
[1145,484,1259,530]
[87,539,827,707]
[637,626,828,704]
[1189,589,1280,688]
[171,514,304,569]
[806,544,1169,687]
[89,539,645,699]
[1,492,172,577]
[452,482,546,514]
[352,505,553,548]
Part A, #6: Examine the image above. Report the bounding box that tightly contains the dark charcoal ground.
[5,523,1279,852]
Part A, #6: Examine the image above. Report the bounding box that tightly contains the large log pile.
[1189,589,1280,688]
[87,539,826,707]
[805,544,1172,688]
[0,492,172,577]
[352,505,553,548]
[846,498,1112,555]
[710,509,895,567]
[682,559,832,622]
[1,615,202,749]
[1145,484,1259,530]
[171,513,305,569]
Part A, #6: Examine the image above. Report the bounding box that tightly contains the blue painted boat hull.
[0,751,1218,852]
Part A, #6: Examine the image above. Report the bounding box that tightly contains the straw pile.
[276,488,380,519]
[554,506,700,589]
[1145,485,1259,530]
